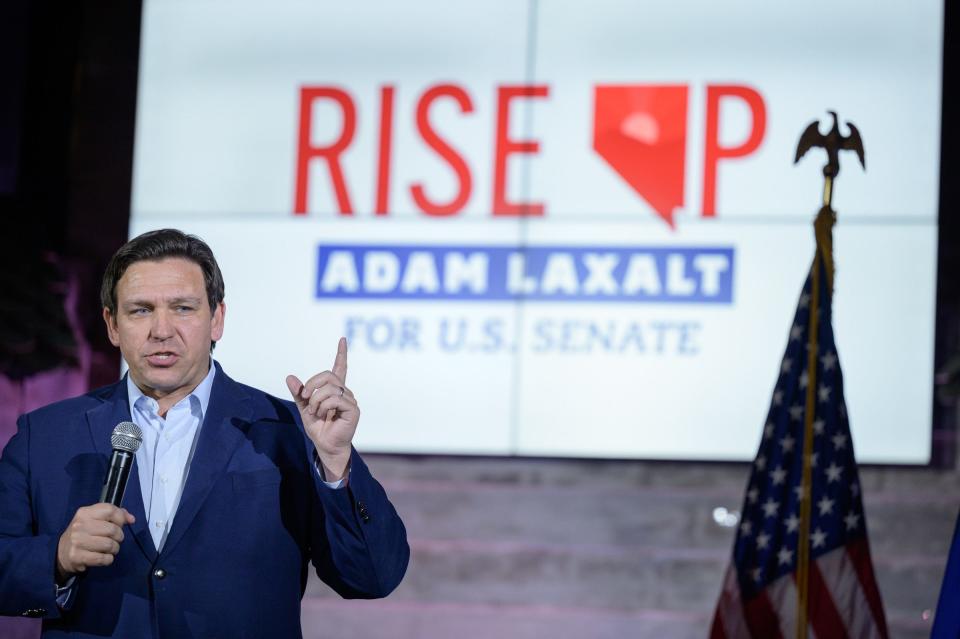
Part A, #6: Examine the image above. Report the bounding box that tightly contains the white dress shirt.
[127,363,215,550]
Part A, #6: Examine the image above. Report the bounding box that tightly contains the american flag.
[711,232,889,638]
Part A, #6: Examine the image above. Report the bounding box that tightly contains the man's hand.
[285,337,359,482]
[56,504,134,582]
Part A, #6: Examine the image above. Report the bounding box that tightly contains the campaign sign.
[131,0,941,462]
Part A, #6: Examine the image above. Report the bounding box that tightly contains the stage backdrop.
[130,0,942,463]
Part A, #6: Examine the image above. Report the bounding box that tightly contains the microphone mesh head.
[111,421,143,453]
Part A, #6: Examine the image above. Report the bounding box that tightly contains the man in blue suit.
[0,229,409,638]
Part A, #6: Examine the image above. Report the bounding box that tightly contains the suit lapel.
[123,461,157,560]
[158,365,252,558]
[85,378,157,560]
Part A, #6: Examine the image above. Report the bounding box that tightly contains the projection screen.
[131,0,942,463]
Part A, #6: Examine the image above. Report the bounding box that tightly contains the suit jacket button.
[153,568,167,579]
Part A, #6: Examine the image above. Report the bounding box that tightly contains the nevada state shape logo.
[593,85,688,228]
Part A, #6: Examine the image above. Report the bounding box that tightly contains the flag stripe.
[847,539,889,638]
[710,611,728,639]
[713,565,750,639]
[743,590,784,639]
[766,575,797,639]
[815,545,879,639]
[766,575,813,639]
[808,555,850,639]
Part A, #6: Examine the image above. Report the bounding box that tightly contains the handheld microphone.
[100,422,143,506]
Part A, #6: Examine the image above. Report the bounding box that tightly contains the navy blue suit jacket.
[0,363,409,638]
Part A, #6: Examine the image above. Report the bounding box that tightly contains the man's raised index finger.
[332,337,348,383]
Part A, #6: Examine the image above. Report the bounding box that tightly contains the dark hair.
[101,229,225,348]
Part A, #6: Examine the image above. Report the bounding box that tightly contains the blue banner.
[316,244,735,303]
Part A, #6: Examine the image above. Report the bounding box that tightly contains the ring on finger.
[338,386,345,398]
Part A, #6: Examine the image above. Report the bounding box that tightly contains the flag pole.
[795,205,834,639]
[793,111,859,637]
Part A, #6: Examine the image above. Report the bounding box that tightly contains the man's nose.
[150,310,174,339]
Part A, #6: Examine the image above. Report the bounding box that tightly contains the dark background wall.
[936,1,960,466]
[1,0,140,389]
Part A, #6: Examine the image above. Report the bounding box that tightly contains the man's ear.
[103,307,121,347]
[211,302,226,342]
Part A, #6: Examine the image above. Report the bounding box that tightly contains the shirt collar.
[126,359,217,420]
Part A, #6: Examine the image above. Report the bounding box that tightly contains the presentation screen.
[131,0,942,463]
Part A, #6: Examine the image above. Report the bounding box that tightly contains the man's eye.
[176,306,195,312]
[131,308,150,316]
